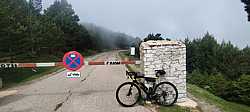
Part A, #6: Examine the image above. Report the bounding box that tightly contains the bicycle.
[116,70,178,107]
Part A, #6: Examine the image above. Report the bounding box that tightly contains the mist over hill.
[82,22,136,50]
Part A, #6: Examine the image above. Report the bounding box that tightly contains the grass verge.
[0,67,62,89]
[188,84,250,112]
[159,106,193,112]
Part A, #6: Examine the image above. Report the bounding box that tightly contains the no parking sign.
[63,51,84,71]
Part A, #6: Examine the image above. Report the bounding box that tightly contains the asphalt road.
[0,51,151,112]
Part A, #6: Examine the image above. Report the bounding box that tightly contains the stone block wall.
[140,40,187,102]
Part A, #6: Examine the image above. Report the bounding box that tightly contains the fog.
[43,0,250,48]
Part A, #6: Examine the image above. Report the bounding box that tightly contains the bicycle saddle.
[155,70,166,77]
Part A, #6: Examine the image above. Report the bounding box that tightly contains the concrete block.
[140,40,187,102]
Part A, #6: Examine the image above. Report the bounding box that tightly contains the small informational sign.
[0,63,18,68]
[63,51,84,71]
[106,61,121,65]
[130,47,135,56]
[67,72,81,78]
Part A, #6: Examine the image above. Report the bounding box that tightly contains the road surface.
[0,51,151,112]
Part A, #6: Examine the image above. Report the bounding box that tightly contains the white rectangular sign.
[0,63,18,68]
[130,47,135,56]
[67,72,81,78]
[106,61,121,65]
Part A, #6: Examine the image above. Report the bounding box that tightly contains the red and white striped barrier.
[0,61,141,68]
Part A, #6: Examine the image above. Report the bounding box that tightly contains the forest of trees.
[0,0,134,63]
[185,33,250,105]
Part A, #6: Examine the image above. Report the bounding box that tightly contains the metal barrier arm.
[0,61,141,68]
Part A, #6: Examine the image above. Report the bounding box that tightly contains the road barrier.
[0,61,141,68]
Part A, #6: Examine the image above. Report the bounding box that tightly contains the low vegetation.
[0,67,62,89]
[159,106,192,112]
[188,84,250,112]
[185,33,250,106]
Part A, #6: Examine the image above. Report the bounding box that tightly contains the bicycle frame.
[128,74,156,99]
[117,71,178,107]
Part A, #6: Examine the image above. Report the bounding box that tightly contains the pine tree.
[241,0,250,21]
[44,0,93,51]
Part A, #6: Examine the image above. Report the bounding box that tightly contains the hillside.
[83,22,136,50]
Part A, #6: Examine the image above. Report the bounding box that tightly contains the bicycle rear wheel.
[154,82,178,106]
[116,82,141,107]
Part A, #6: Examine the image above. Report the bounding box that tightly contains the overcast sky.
[43,0,250,48]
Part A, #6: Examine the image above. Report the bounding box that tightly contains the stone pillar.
[140,40,187,102]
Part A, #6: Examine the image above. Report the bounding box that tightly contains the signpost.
[63,51,84,71]
[63,51,84,79]
[130,47,135,56]
[66,72,81,78]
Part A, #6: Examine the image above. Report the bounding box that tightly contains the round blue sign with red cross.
[63,51,84,71]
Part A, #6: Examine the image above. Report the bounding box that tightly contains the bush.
[188,71,230,97]
[188,70,250,106]
[187,70,209,87]
[231,75,250,105]
[206,74,231,98]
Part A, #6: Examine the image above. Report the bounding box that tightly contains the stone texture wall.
[140,40,187,102]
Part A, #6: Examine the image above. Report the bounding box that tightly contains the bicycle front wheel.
[154,82,178,106]
[116,82,141,107]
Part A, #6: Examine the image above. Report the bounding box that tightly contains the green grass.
[160,106,193,112]
[0,67,62,89]
[188,84,250,112]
